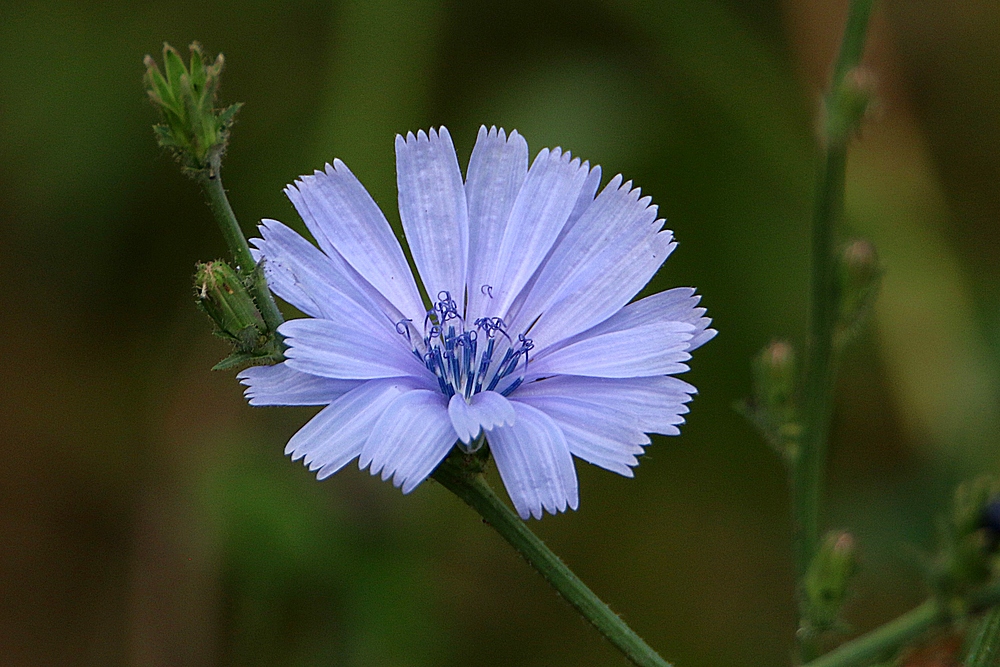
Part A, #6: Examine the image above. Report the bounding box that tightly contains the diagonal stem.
[801,579,1000,667]
[432,455,673,667]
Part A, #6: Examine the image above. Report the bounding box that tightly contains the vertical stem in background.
[794,0,875,660]
[198,152,285,333]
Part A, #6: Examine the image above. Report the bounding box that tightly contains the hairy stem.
[432,456,673,667]
[198,152,285,332]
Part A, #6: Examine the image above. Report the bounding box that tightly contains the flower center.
[399,291,532,400]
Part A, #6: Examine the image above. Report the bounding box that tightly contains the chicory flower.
[239,126,714,519]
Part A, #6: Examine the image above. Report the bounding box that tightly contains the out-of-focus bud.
[980,497,1000,552]
[825,67,877,144]
[957,478,998,538]
[929,477,999,601]
[753,340,797,415]
[835,238,882,347]
[805,531,858,632]
[144,42,241,174]
[739,340,801,461]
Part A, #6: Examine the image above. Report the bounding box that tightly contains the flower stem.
[432,456,673,667]
[801,580,1000,667]
[198,151,285,333]
[794,0,876,658]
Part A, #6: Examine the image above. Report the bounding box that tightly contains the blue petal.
[511,393,647,477]
[514,374,697,437]
[395,127,469,310]
[475,146,590,320]
[284,378,420,479]
[509,176,674,350]
[252,219,406,326]
[527,322,694,379]
[488,401,578,519]
[465,126,528,319]
[238,363,361,406]
[575,287,716,352]
[447,390,516,444]
[564,162,602,232]
[281,318,433,381]
[358,389,457,494]
[285,160,426,324]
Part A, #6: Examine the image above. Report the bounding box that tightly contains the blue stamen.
[500,377,523,396]
[403,290,530,402]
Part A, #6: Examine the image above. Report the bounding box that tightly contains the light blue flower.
[238,126,715,519]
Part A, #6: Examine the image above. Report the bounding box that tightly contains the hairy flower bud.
[194,260,266,351]
[144,42,241,173]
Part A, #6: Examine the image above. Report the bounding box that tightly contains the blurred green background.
[2,0,999,665]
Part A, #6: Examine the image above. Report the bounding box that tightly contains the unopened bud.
[743,340,801,459]
[955,477,996,538]
[836,239,882,345]
[980,497,1000,547]
[805,531,857,632]
[194,260,266,351]
[144,42,241,173]
[826,67,877,143]
[752,340,797,423]
[930,478,998,599]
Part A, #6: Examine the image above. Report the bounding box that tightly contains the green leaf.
[151,124,181,148]
[188,42,207,90]
[217,102,242,129]
[162,43,187,89]
[212,350,282,371]
[144,61,178,113]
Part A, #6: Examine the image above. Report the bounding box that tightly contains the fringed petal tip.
[477,124,523,144]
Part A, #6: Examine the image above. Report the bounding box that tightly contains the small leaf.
[162,43,187,88]
[212,350,283,371]
[144,60,177,112]
[152,124,181,148]
[217,103,242,128]
[188,42,207,90]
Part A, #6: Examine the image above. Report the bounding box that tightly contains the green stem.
[198,152,285,332]
[794,0,876,658]
[801,581,1000,667]
[431,456,673,667]
[803,599,942,667]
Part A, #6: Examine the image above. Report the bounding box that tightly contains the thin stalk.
[803,599,942,667]
[198,151,285,332]
[794,0,876,658]
[432,457,673,667]
[801,580,1000,667]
